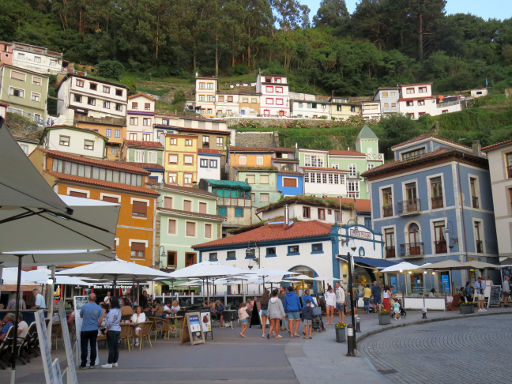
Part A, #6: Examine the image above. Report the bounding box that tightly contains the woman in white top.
[131,306,146,347]
[324,286,337,325]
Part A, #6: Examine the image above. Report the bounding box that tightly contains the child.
[393,298,401,320]
[302,299,314,339]
[238,302,249,338]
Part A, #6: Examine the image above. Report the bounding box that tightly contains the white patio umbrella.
[0,268,36,285]
[380,262,422,273]
[287,274,315,281]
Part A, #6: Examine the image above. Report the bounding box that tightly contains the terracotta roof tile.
[121,162,164,170]
[229,146,295,153]
[46,171,159,196]
[328,150,365,156]
[38,148,150,174]
[302,166,349,172]
[193,220,332,249]
[331,197,371,213]
[198,148,222,154]
[123,140,164,149]
[482,139,512,152]
[128,92,156,101]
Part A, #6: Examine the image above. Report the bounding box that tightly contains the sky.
[302,0,508,21]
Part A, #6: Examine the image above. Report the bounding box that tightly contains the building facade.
[195,77,217,118]
[0,42,13,65]
[11,42,62,75]
[398,83,437,120]
[329,98,361,120]
[39,125,107,159]
[75,118,125,161]
[164,134,198,186]
[126,93,155,141]
[122,140,165,183]
[256,74,290,117]
[289,93,330,119]
[374,87,400,114]
[197,149,222,182]
[361,101,381,121]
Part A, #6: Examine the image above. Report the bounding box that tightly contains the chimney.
[472,140,481,156]
[285,204,290,226]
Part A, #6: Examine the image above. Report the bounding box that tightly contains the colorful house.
[256,74,290,117]
[194,76,217,118]
[363,135,499,292]
[164,134,198,186]
[197,149,222,182]
[329,97,361,121]
[30,148,159,267]
[39,125,107,159]
[126,93,155,141]
[75,118,125,161]
[122,140,165,183]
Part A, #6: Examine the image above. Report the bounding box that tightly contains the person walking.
[102,297,121,368]
[238,302,249,338]
[260,289,270,338]
[335,283,345,324]
[278,286,288,332]
[363,284,372,313]
[371,281,382,312]
[284,286,302,338]
[302,299,314,339]
[474,277,487,312]
[502,276,510,307]
[79,293,102,369]
[324,286,336,325]
[267,289,285,339]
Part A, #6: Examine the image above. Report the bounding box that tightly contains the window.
[87,97,96,106]
[169,137,177,145]
[349,164,357,177]
[200,158,209,168]
[199,95,205,101]
[401,147,425,161]
[185,252,196,267]
[9,87,24,98]
[105,128,112,138]
[209,252,218,261]
[115,104,122,111]
[17,53,25,60]
[312,243,323,253]
[129,117,138,125]
[218,95,224,102]
[134,149,144,162]
[260,175,269,184]
[348,181,359,197]
[128,133,137,141]
[76,79,84,87]
[143,118,150,126]
[406,101,414,107]
[316,173,321,183]
[163,196,173,209]
[318,208,326,220]
[183,200,192,211]
[168,172,177,183]
[209,160,217,168]
[239,155,247,165]
[474,221,483,253]
[256,155,264,166]
[59,135,70,146]
[276,86,283,93]
[384,103,389,108]
[68,190,88,198]
[31,92,40,102]
[114,129,121,138]
[131,102,138,109]
[506,153,512,178]
[185,139,192,146]
[132,200,147,217]
[382,187,393,217]
[32,76,42,86]
[143,133,151,142]
[205,223,212,238]
[116,88,123,96]
[168,219,176,234]
[433,221,446,254]
[186,221,196,236]
[168,154,178,164]
[283,177,297,187]
[430,177,443,209]
[84,140,94,150]
[303,206,311,218]
[103,101,110,109]
[419,86,427,93]
[184,173,193,184]
[184,155,193,165]
[227,96,233,102]
[198,202,207,214]
[218,207,227,216]
[266,247,277,257]
[384,228,395,258]
[322,174,327,184]
[470,177,479,208]
[167,251,177,267]
[143,102,150,111]
[74,94,82,103]
[216,137,224,146]
[266,98,274,105]
[11,70,26,81]
[235,207,243,217]
[418,100,425,106]
[260,193,269,203]
[227,251,236,260]
[101,195,119,203]
[266,86,273,93]
[276,98,283,105]
[130,242,145,258]
[406,87,414,94]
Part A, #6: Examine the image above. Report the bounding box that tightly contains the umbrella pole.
[10,255,23,384]
[112,277,117,297]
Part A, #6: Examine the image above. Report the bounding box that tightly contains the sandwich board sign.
[180,312,205,345]
[58,303,78,384]
[34,309,59,384]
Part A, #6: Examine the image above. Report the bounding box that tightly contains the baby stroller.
[311,305,325,332]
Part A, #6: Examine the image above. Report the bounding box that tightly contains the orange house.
[75,118,125,161]
[30,148,159,267]
[228,147,274,168]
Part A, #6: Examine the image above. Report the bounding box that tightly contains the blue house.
[363,135,499,293]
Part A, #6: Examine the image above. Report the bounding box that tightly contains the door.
[434,221,446,253]
[405,183,417,211]
[408,223,420,255]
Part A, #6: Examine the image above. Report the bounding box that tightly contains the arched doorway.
[407,223,421,256]
[287,266,318,294]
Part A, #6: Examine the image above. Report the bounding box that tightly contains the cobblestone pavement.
[359,313,512,384]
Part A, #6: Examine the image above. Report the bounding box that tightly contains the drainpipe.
[456,159,469,262]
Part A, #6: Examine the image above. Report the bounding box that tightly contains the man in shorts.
[474,277,486,312]
[335,282,345,323]
[371,281,382,312]
[502,275,510,307]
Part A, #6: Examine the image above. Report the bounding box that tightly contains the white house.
[216,92,239,117]
[374,87,400,114]
[289,92,330,119]
[361,101,381,121]
[303,167,349,197]
[198,149,222,181]
[126,93,155,141]
[11,42,63,75]
[256,74,290,117]
[398,83,438,119]
[56,74,128,124]
[39,125,107,159]
[471,88,488,98]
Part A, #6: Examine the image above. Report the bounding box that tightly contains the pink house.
[256,74,290,118]
[0,42,13,65]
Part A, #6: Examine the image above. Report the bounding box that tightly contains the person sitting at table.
[170,300,180,315]
[131,306,146,347]
[121,301,134,317]
[0,313,15,341]
[6,294,26,310]
[212,300,225,327]
[163,301,172,316]
[16,313,29,339]
[152,300,164,317]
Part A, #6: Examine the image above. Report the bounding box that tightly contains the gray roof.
[357,125,378,140]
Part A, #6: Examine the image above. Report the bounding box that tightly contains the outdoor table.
[164,315,183,339]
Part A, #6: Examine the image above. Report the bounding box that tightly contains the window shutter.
[183,200,192,211]
[132,201,147,217]
[205,224,212,238]
[186,222,196,236]
[69,191,87,198]
[163,197,172,209]
[102,195,119,203]
[199,202,207,214]
[283,178,297,187]
[168,219,176,234]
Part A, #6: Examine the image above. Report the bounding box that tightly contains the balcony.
[398,198,421,216]
[385,246,396,258]
[400,242,424,257]
[383,206,393,217]
[434,240,447,254]
[472,196,479,209]
[476,240,483,254]
[431,196,443,209]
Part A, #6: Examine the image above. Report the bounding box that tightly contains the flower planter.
[378,314,391,325]
[335,327,346,343]
[459,304,474,314]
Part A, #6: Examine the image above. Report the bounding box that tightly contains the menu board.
[201,312,212,333]
[35,310,57,384]
[180,312,205,345]
[58,303,77,384]
[488,285,501,308]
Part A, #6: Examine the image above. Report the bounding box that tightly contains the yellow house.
[228,147,274,168]
[329,98,361,121]
[164,134,198,186]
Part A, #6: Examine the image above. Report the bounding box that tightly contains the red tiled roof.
[328,150,365,156]
[37,148,150,174]
[331,197,371,213]
[154,183,218,198]
[302,166,348,173]
[482,139,512,152]
[46,171,159,196]
[398,96,436,102]
[390,135,471,151]
[193,220,332,249]
[198,148,222,154]
[229,146,295,153]
[157,207,224,221]
[121,162,164,170]
[128,92,156,101]
[123,140,163,149]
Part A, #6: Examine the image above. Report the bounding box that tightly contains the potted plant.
[378,309,392,325]
[459,302,475,314]
[335,322,347,343]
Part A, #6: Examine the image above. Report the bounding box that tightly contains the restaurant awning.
[351,257,397,269]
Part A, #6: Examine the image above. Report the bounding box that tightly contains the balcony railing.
[472,196,479,209]
[383,206,393,217]
[400,242,424,257]
[398,198,421,215]
[434,240,447,254]
[476,240,483,253]
[431,196,443,209]
[385,246,396,259]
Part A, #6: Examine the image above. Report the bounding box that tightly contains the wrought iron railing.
[398,198,421,215]
[434,240,447,254]
[400,242,424,257]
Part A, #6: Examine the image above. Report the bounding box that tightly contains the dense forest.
[1,0,512,96]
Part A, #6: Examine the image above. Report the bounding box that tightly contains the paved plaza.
[2,309,512,383]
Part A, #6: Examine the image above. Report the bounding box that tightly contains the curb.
[356,310,512,344]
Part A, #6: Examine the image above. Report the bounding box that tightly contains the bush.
[97,60,125,80]
[233,64,249,75]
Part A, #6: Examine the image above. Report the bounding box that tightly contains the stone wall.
[234,131,280,148]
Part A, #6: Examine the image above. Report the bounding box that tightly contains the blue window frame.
[266,247,277,257]
[209,252,217,261]
[226,251,236,260]
[364,216,371,228]
[218,207,227,216]
[200,159,209,168]
[210,159,218,168]
[235,207,243,217]
[311,243,323,253]
[287,245,299,255]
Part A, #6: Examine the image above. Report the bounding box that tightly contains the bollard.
[346,325,356,356]
[422,307,427,319]
[355,316,361,332]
